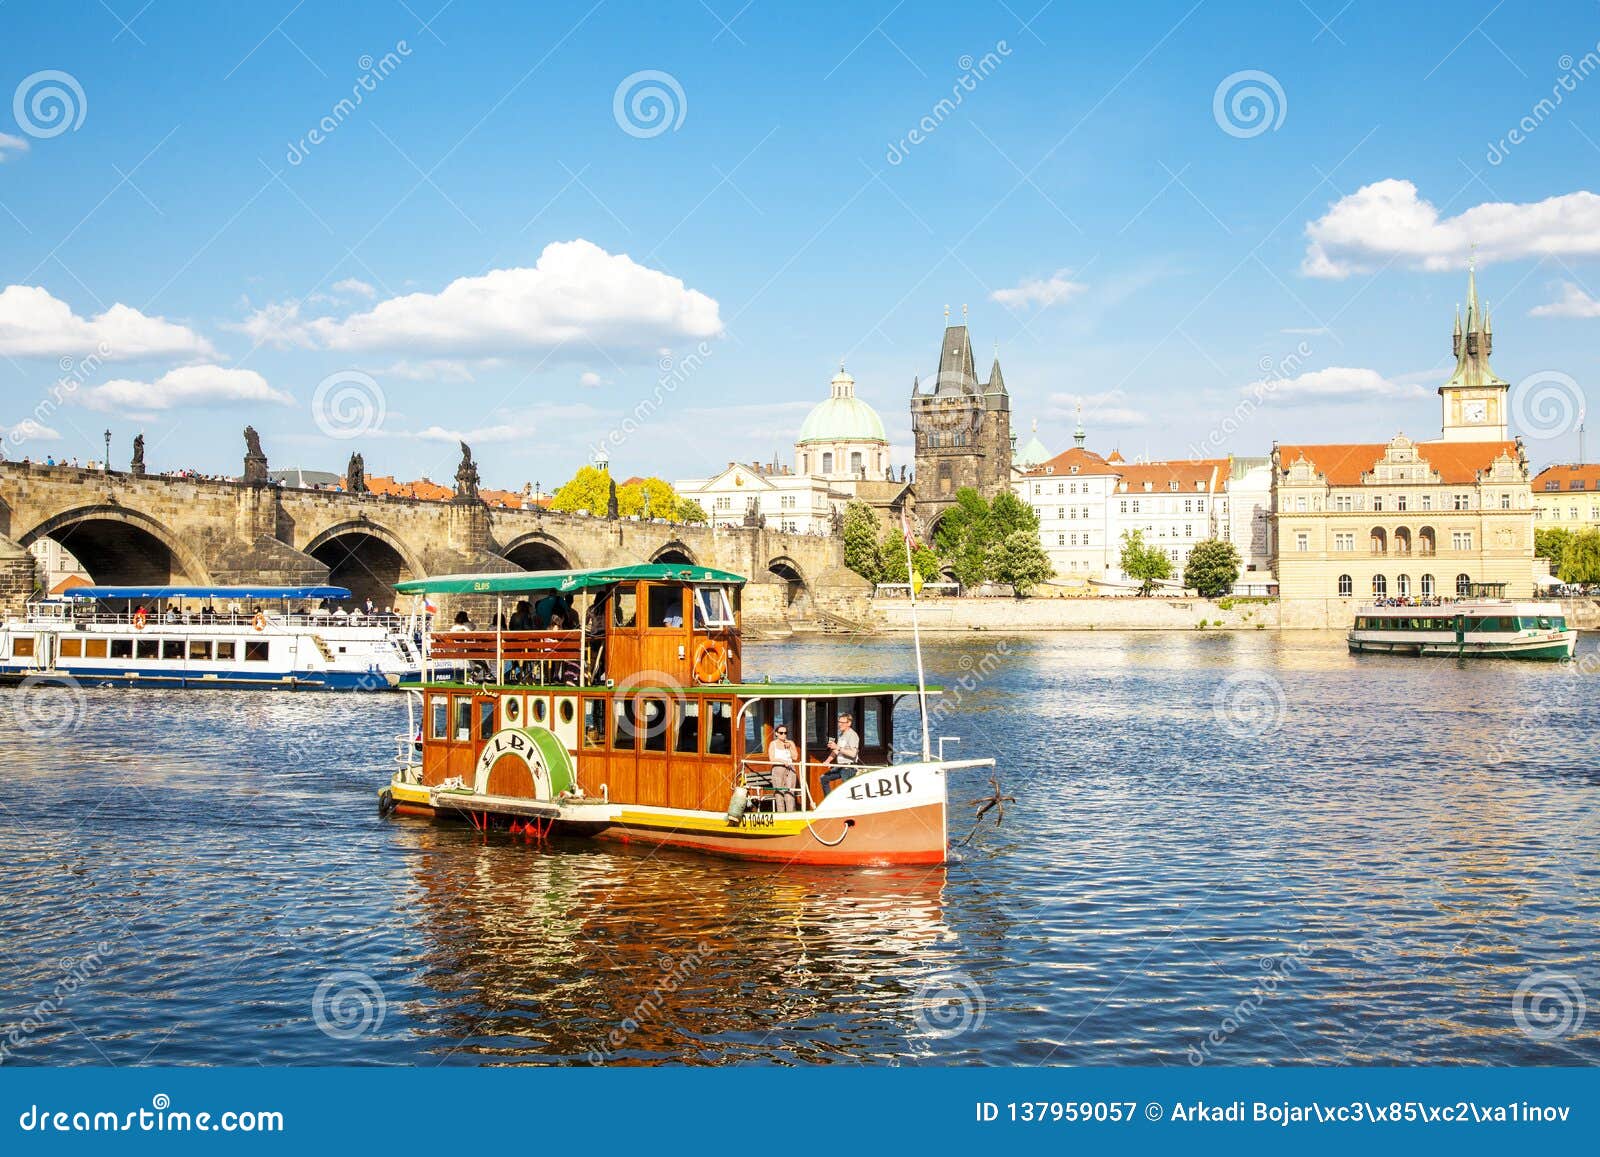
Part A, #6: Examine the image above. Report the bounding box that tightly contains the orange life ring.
[252,612,267,632]
[693,642,726,684]
[132,609,148,631]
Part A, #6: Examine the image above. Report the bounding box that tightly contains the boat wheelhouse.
[1347,583,1576,661]
[0,585,425,690]
[381,564,995,866]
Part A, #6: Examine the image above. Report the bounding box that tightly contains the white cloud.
[237,240,723,358]
[0,133,29,161]
[1048,389,1146,427]
[1530,281,1600,318]
[332,277,377,299]
[1,419,61,442]
[412,424,529,444]
[579,371,603,387]
[1246,365,1425,404]
[380,359,478,383]
[0,285,215,359]
[991,270,1087,309]
[1303,179,1600,278]
[76,365,293,415]
[228,298,310,349]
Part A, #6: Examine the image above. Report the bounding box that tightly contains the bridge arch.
[650,540,698,566]
[19,504,211,586]
[303,520,424,610]
[502,531,579,573]
[766,555,811,612]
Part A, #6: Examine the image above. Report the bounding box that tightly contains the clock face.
[1463,400,1487,423]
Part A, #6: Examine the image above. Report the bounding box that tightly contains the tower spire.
[1073,401,1085,448]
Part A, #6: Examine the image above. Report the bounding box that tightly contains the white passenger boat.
[0,585,425,690]
[1348,584,1576,661]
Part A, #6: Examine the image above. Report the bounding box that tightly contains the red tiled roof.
[1279,441,1519,486]
[1024,447,1114,477]
[1531,462,1600,492]
[1114,458,1227,493]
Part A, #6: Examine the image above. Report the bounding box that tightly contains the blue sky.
[2,0,1599,489]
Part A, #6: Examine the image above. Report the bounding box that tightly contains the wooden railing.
[428,630,581,662]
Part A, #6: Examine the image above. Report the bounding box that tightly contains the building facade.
[911,316,1012,533]
[1273,268,1535,624]
[1108,458,1226,581]
[673,461,840,533]
[1531,463,1600,533]
[1015,444,1119,580]
[1216,455,1276,583]
[795,366,891,482]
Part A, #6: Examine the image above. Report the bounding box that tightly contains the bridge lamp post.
[103,429,111,473]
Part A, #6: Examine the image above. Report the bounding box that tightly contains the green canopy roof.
[394,563,746,596]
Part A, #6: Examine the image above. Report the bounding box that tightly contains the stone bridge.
[0,461,862,626]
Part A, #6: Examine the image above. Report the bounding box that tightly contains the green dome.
[796,369,888,445]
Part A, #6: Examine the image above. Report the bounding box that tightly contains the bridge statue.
[241,426,268,485]
[131,433,145,477]
[452,441,480,501]
[606,476,619,521]
[346,452,367,494]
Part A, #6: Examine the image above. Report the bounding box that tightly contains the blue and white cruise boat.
[0,585,423,690]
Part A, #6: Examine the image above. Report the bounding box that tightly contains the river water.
[2,631,1597,1066]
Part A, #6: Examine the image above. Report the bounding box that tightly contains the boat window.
[110,638,133,659]
[477,700,496,740]
[85,638,108,659]
[558,698,575,725]
[1537,617,1553,630]
[806,700,830,748]
[453,696,472,742]
[612,699,639,750]
[13,636,35,658]
[189,640,212,661]
[161,639,185,660]
[693,586,735,629]
[647,585,684,628]
[1554,617,1567,631]
[137,638,159,660]
[582,698,605,748]
[676,700,701,753]
[862,698,884,747]
[528,696,545,724]
[612,587,638,629]
[245,640,269,662]
[641,698,669,752]
[705,699,733,755]
[60,637,83,658]
[743,705,762,753]
[215,640,236,661]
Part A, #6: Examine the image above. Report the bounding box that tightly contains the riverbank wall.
[866,595,1600,632]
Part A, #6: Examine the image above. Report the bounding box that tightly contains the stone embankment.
[870,596,1280,632]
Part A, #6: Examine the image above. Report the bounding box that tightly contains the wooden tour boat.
[379,564,996,866]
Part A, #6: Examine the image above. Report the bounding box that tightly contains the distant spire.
[943,303,950,325]
[1073,401,1086,449]
[962,302,968,322]
[1466,244,1479,329]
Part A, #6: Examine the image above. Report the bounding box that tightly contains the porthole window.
[503,697,521,724]
[558,699,575,725]
[532,697,548,724]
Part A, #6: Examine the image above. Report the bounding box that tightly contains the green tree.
[1119,529,1172,596]
[677,498,708,524]
[549,465,611,517]
[617,476,678,520]
[842,500,884,584]
[1535,527,1572,562]
[987,529,1054,596]
[877,527,942,584]
[1559,529,1600,584]
[1183,538,1242,598]
[933,488,991,556]
[987,489,1040,538]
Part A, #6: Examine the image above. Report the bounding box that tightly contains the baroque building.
[911,311,1012,532]
[1273,266,1535,626]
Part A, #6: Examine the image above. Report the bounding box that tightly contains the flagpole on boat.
[901,509,931,761]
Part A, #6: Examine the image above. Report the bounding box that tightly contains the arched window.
[1397,574,1410,596]
[1370,527,1387,554]
[1337,574,1352,597]
[1421,574,1434,597]
[800,454,808,474]
[1418,526,1435,556]
[1456,573,1471,597]
[821,452,833,474]
[1372,574,1388,597]
[850,451,864,474]
[1394,527,1411,556]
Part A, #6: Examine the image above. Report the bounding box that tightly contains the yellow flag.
[911,570,924,597]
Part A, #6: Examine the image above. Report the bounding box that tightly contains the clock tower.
[1438,254,1509,442]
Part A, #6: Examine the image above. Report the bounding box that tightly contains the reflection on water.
[1,631,1597,1065]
